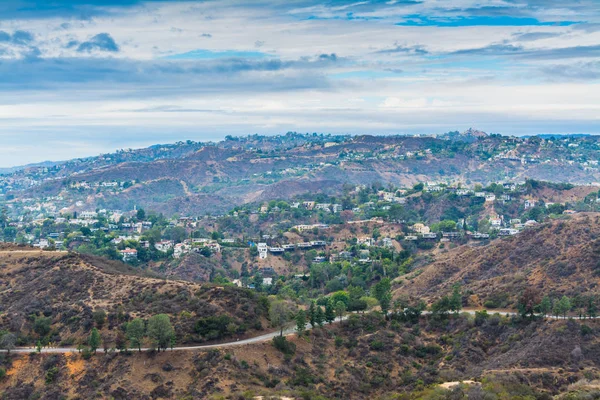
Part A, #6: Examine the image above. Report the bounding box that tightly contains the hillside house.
[119,248,138,262]
[155,240,174,252]
[485,194,496,202]
[524,199,536,209]
[257,242,268,259]
[412,223,430,234]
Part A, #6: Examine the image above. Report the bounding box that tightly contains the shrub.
[370,340,384,351]
[272,336,296,356]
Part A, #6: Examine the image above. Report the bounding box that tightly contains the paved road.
[2,309,596,354]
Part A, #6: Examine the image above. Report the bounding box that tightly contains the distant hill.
[4,132,600,216]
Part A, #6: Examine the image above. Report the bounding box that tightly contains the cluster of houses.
[256,240,328,259]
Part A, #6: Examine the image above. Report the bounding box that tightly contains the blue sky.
[0,0,599,166]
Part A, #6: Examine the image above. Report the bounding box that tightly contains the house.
[499,228,519,236]
[485,194,496,202]
[357,237,374,246]
[490,218,502,227]
[257,243,268,259]
[332,204,343,213]
[80,211,98,219]
[563,210,577,215]
[315,203,331,212]
[422,233,437,239]
[269,246,285,254]
[313,256,327,263]
[262,278,273,286]
[382,237,393,248]
[471,232,490,239]
[412,223,430,234]
[524,220,539,227]
[404,235,418,241]
[310,240,326,247]
[524,199,536,209]
[119,248,138,262]
[155,240,174,252]
[173,243,191,259]
[302,201,316,210]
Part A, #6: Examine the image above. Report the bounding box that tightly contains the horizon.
[0,0,599,166]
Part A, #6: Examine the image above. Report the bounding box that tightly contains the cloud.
[75,33,119,53]
[0,30,35,45]
[512,32,562,42]
[449,43,600,60]
[540,62,600,81]
[200,33,212,38]
[376,44,428,55]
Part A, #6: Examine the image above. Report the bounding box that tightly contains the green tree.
[89,328,101,354]
[335,301,347,323]
[539,296,552,317]
[373,278,392,317]
[518,287,541,319]
[330,291,350,307]
[92,309,107,329]
[147,314,175,351]
[315,306,325,328]
[450,284,462,314]
[126,318,146,352]
[136,208,146,220]
[554,296,571,319]
[269,300,293,336]
[296,310,307,336]
[308,302,317,328]
[325,301,335,324]
[586,296,598,319]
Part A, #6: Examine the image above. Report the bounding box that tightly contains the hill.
[2,312,600,399]
[3,133,600,216]
[396,213,600,309]
[0,249,269,347]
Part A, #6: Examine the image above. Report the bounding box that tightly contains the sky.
[0,0,599,166]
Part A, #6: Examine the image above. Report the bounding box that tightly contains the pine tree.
[296,310,307,336]
[89,328,101,354]
[315,306,325,328]
[539,296,552,317]
[308,302,317,328]
[325,301,335,324]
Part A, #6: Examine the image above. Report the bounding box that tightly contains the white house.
[257,242,268,259]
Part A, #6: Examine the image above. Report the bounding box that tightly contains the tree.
[296,310,307,336]
[270,300,293,336]
[539,296,552,317]
[335,301,347,323]
[0,333,16,354]
[92,309,107,329]
[586,296,598,319]
[89,328,101,354]
[330,291,350,307]
[450,284,462,314]
[325,301,335,324]
[308,302,317,328]
[518,287,541,319]
[315,306,325,328]
[126,318,146,352]
[147,314,175,351]
[34,316,51,337]
[554,296,571,319]
[115,331,127,352]
[373,278,392,317]
[430,296,452,318]
[136,208,146,220]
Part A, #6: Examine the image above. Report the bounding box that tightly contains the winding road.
[2,309,595,354]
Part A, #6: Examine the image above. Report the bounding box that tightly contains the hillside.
[397,213,600,308]
[2,312,600,399]
[3,133,600,216]
[0,249,268,347]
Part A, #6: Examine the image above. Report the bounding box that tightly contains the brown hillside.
[397,213,600,308]
[0,251,268,346]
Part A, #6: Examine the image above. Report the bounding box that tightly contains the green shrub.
[272,336,296,356]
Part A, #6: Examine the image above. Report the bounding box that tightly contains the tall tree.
[335,301,347,323]
[373,278,392,317]
[296,310,307,336]
[147,314,175,352]
[325,301,335,324]
[450,284,462,314]
[587,296,598,319]
[0,333,16,355]
[315,306,325,328]
[518,287,541,319]
[539,296,552,317]
[308,302,317,328]
[554,296,571,319]
[269,300,293,336]
[126,318,146,352]
[89,328,101,354]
